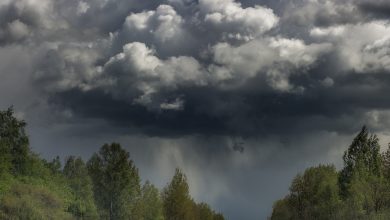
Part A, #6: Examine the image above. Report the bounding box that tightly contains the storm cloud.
[2,0,390,219]
[26,0,390,138]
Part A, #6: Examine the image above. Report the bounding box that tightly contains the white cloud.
[77,1,90,15]
[200,0,279,40]
[123,5,186,43]
[361,36,390,72]
[103,42,206,108]
[105,42,205,84]
[7,20,30,41]
[310,26,346,38]
[310,21,390,72]
[106,42,161,75]
[125,11,154,31]
[160,97,185,111]
[211,37,331,90]
[269,37,332,67]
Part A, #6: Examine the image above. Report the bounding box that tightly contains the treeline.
[0,108,224,220]
[271,126,390,220]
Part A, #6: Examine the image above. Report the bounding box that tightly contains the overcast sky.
[2,0,390,219]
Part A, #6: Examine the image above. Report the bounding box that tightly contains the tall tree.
[0,107,29,175]
[87,143,140,220]
[63,156,98,219]
[339,126,382,196]
[162,168,195,220]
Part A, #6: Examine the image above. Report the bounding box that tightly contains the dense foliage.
[0,108,224,220]
[271,126,390,220]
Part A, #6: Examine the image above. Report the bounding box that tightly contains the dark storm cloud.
[48,69,390,138]
[49,88,229,137]
[22,0,390,138]
[358,1,390,19]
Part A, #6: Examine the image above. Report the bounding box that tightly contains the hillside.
[0,108,224,220]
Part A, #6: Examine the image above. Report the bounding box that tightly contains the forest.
[0,107,224,220]
[271,126,390,220]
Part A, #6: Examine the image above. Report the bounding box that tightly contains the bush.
[0,184,73,220]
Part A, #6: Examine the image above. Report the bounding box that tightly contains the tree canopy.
[271,126,390,220]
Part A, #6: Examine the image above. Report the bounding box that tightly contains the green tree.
[271,126,390,219]
[271,197,293,220]
[339,126,382,197]
[44,156,62,175]
[271,165,341,220]
[337,127,387,216]
[196,203,215,220]
[382,144,390,179]
[87,143,141,220]
[162,168,195,220]
[63,156,98,219]
[0,107,29,175]
[0,108,225,220]
[139,181,164,220]
[344,173,388,218]
[0,140,12,176]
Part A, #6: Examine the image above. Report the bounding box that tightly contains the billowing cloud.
[124,5,185,43]
[211,37,331,90]
[102,42,206,109]
[199,0,279,41]
[310,21,390,72]
[23,0,390,138]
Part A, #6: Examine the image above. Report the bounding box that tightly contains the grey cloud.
[53,0,162,34]
[358,1,390,19]
[0,0,43,44]
[22,0,390,140]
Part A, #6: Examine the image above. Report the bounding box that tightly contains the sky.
[1,0,390,219]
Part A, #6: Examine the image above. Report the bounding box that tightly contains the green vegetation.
[0,107,224,220]
[271,126,390,220]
